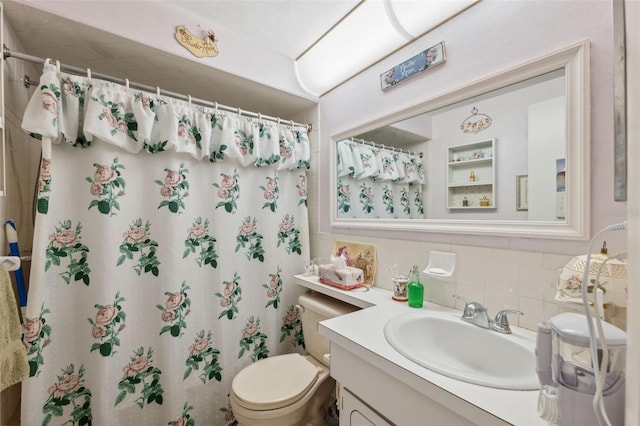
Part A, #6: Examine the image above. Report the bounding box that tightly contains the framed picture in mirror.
[516,174,529,211]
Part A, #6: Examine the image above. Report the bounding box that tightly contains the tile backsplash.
[311,233,628,332]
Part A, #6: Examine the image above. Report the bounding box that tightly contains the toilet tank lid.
[298,292,360,317]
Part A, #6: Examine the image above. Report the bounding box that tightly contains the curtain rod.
[349,137,422,158]
[2,45,312,132]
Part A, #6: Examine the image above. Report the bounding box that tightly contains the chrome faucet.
[452,295,523,334]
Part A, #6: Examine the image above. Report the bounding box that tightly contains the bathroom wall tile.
[484,261,518,293]
[491,247,543,267]
[542,253,573,270]
[452,244,492,259]
[607,289,628,307]
[455,253,489,288]
[543,301,562,321]
[517,296,543,330]
[453,283,484,309]
[426,279,456,308]
[609,277,628,293]
[311,235,334,260]
[540,279,561,304]
[518,264,555,299]
[483,289,518,318]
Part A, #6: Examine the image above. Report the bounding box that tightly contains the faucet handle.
[452,295,485,321]
[492,309,524,334]
[452,295,468,305]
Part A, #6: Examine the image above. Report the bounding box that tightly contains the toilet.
[230,291,359,426]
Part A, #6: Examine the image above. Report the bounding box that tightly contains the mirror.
[330,41,590,239]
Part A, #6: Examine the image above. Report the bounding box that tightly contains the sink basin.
[383,309,539,390]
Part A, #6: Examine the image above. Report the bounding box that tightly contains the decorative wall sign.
[460,107,492,133]
[380,41,446,90]
[175,25,219,58]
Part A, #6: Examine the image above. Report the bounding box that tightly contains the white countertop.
[294,274,546,426]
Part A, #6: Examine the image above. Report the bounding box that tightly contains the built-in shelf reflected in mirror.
[330,41,590,240]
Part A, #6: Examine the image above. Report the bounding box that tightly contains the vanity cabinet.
[340,386,391,426]
[330,343,505,426]
[447,139,496,209]
[296,275,542,426]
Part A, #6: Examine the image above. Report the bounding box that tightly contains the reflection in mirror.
[336,138,425,219]
[339,69,565,221]
[330,41,589,239]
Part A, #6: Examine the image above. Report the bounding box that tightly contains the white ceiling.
[165,0,361,60]
[1,1,475,120]
[3,0,355,118]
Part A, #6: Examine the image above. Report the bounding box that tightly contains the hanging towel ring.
[86,68,92,82]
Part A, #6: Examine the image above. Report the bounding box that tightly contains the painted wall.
[21,0,315,102]
[427,75,563,220]
[0,0,636,422]
[310,0,629,334]
[624,0,640,421]
[0,12,41,425]
[318,0,624,255]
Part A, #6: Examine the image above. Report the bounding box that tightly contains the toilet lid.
[232,353,319,411]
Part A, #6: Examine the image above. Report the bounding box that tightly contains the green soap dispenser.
[407,265,424,308]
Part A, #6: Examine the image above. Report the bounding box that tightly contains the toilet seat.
[232,353,319,411]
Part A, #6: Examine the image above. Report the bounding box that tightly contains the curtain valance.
[22,63,310,170]
[336,139,425,219]
[336,139,424,183]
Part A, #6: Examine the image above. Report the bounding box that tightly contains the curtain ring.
[125,78,130,89]
[214,102,218,113]
[381,144,385,150]
[277,117,281,125]
[237,107,242,116]
[55,60,61,73]
[156,86,161,96]
[258,113,262,121]
[44,58,51,66]
[188,95,192,105]
[289,119,294,127]
[86,68,92,82]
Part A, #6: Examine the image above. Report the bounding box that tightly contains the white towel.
[0,264,28,391]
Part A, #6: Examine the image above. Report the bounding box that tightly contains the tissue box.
[318,264,364,290]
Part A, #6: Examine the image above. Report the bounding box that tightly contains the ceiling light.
[295,0,478,96]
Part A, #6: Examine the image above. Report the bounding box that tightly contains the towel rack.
[0,256,21,271]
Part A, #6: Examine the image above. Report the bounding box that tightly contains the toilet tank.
[298,292,360,367]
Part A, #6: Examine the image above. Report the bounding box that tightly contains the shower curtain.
[20,63,310,426]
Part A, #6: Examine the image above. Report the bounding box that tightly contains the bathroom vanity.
[294,275,545,426]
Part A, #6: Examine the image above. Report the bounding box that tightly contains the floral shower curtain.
[20,62,310,426]
[336,139,424,219]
